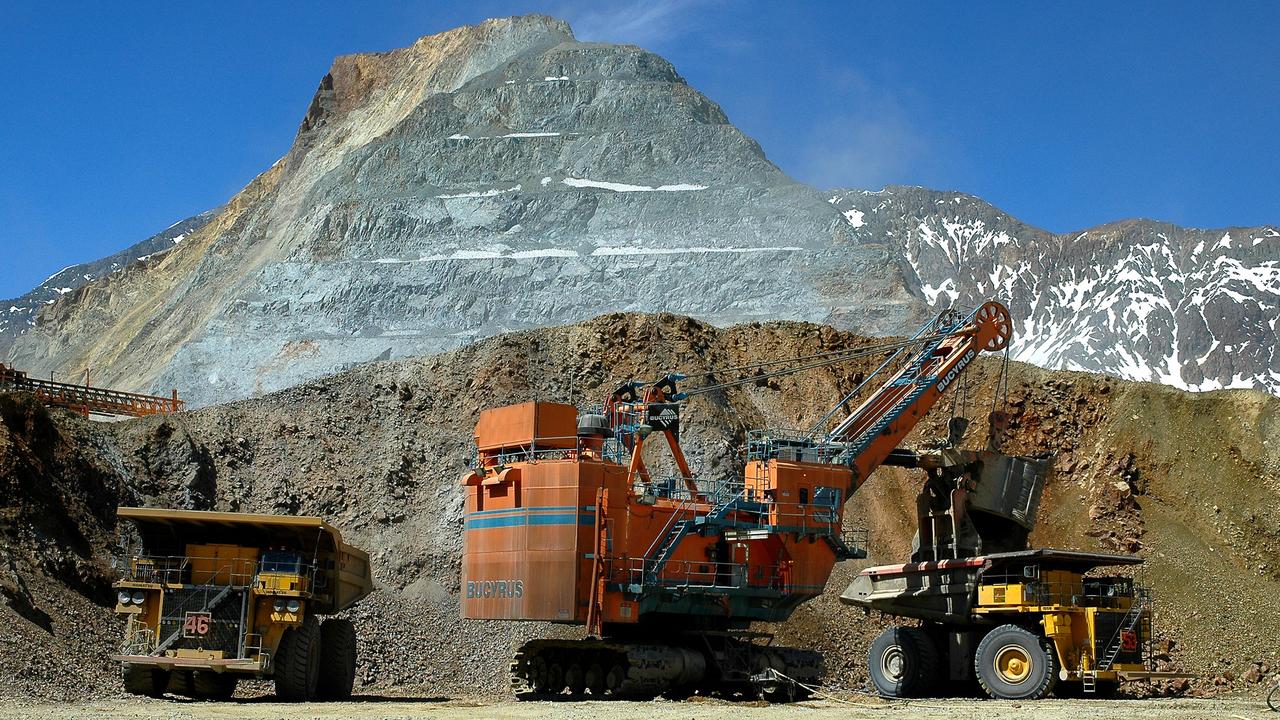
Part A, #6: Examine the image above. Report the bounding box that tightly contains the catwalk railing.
[0,363,182,417]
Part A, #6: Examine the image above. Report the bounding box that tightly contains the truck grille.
[159,587,247,658]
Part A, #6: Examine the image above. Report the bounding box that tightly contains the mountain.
[0,15,917,407]
[0,209,217,346]
[829,187,1280,394]
[0,15,1274,405]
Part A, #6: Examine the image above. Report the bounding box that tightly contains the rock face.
[0,209,217,346]
[0,15,914,407]
[0,15,1275,406]
[830,187,1280,394]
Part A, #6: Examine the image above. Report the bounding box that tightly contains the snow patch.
[509,249,578,259]
[563,177,708,193]
[843,208,865,228]
[437,185,521,199]
[41,265,75,285]
[921,279,959,306]
[590,246,802,257]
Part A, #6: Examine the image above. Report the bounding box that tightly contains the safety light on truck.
[118,590,132,605]
[130,590,145,604]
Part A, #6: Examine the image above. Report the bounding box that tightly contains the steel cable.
[683,334,947,399]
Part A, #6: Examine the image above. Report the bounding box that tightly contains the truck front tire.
[317,618,357,700]
[974,624,1057,700]
[122,664,169,697]
[868,626,939,697]
[274,617,323,701]
[192,671,238,700]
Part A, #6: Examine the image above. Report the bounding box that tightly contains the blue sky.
[2,1,1277,299]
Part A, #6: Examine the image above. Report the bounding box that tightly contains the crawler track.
[509,635,822,701]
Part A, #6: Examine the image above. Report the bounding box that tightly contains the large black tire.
[192,671,238,700]
[974,624,1058,700]
[166,670,195,697]
[274,617,323,701]
[867,625,940,698]
[317,618,357,700]
[122,664,169,697]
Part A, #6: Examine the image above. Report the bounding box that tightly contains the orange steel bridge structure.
[0,363,182,418]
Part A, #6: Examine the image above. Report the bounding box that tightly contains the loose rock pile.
[1,313,1278,701]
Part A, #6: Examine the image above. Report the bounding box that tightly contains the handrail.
[121,554,316,591]
[0,363,182,417]
[642,497,694,563]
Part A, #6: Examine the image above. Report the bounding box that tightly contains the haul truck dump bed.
[111,508,372,701]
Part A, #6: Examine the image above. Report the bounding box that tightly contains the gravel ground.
[0,695,1274,720]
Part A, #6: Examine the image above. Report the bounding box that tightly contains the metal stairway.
[1097,589,1151,672]
[821,533,866,560]
[844,384,930,456]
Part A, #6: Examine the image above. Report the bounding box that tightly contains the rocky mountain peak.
[1,16,1273,406]
[830,187,1279,394]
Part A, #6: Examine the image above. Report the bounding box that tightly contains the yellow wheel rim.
[995,644,1033,684]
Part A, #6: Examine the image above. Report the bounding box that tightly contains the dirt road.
[0,695,1273,720]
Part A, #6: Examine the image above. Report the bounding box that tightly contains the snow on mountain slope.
[0,16,916,406]
[0,210,219,346]
[0,17,1272,404]
[830,186,1279,394]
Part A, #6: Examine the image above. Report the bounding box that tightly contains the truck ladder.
[1097,588,1151,672]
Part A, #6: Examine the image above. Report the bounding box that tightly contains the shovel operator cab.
[111,508,372,701]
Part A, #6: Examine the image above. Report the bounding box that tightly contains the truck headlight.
[118,590,132,605]
[286,599,301,613]
[273,599,285,612]
[131,590,146,605]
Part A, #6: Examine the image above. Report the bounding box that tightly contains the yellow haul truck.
[843,549,1185,699]
[839,449,1189,699]
[111,508,373,701]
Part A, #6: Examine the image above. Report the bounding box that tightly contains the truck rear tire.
[974,624,1057,700]
[192,671,238,700]
[868,626,939,697]
[317,618,357,700]
[274,617,322,701]
[122,664,169,697]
